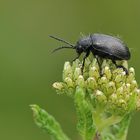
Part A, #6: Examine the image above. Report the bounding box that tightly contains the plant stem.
[98,115,122,131]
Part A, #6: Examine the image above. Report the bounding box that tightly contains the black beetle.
[50,33,131,74]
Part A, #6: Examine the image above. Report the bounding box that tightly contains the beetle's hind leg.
[112,60,128,75]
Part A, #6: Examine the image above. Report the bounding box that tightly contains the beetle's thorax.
[78,35,92,46]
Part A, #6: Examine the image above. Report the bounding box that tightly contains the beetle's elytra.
[50,33,131,75]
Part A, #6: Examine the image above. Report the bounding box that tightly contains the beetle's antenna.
[52,46,75,53]
[49,35,74,47]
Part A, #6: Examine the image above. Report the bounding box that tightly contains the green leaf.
[74,87,96,140]
[111,114,131,140]
[30,105,70,140]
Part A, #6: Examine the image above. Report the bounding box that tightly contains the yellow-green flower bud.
[130,80,138,90]
[64,77,74,88]
[99,76,108,85]
[53,82,64,90]
[98,76,108,93]
[106,81,116,96]
[116,86,124,98]
[95,90,107,105]
[72,59,81,70]
[109,93,118,103]
[117,99,127,110]
[86,77,97,90]
[115,71,126,88]
[74,68,82,80]
[89,66,100,80]
[76,75,85,88]
[104,66,112,80]
[63,62,72,80]
[126,67,135,83]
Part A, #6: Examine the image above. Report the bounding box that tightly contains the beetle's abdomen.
[91,34,131,60]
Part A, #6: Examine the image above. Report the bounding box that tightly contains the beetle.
[50,33,131,75]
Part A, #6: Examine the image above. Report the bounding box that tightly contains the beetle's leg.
[112,60,128,75]
[81,50,90,74]
[71,53,81,63]
[95,56,102,76]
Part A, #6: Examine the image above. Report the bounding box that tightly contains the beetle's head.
[75,36,92,54]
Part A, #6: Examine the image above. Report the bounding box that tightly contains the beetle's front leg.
[71,53,81,63]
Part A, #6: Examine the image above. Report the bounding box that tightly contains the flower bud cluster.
[53,58,140,115]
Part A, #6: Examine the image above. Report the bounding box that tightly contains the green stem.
[98,115,122,131]
[93,106,104,128]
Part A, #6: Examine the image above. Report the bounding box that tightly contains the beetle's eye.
[76,45,83,54]
[79,45,82,49]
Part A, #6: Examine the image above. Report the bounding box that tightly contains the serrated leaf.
[30,105,70,140]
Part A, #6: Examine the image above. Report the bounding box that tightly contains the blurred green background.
[0,0,140,140]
